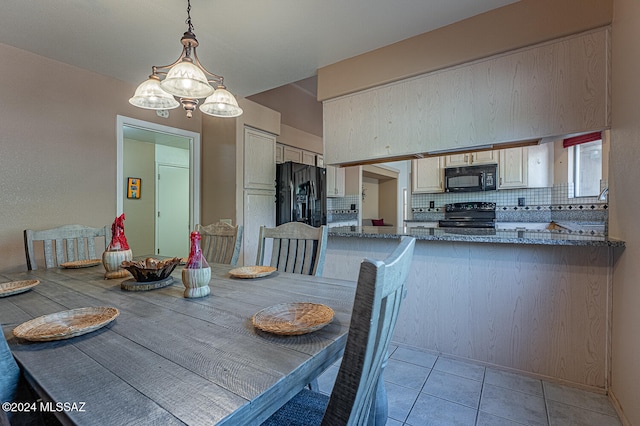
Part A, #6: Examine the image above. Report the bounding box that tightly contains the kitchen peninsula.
[323,226,624,392]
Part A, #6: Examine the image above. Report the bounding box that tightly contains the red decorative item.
[107,214,130,251]
[186,231,209,269]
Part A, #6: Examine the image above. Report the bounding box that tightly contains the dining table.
[0,262,356,425]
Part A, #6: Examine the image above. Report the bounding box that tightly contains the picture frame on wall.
[127,177,141,199]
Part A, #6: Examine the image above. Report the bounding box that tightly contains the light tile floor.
[317,345,622,426]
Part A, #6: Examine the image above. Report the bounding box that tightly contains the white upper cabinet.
[326,165,345,197]
[275,144,284,164]
[412,157,444,193]
[244,128,276,191]
[283,145,303,163]
[445,150,497,167]
[498,143,553,189]
[324,28,609,166]
[302,151,316,166]
[499,147,528,189]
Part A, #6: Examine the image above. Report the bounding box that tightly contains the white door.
[157,164,190,257]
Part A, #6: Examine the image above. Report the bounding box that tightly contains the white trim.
[116,115,201,230]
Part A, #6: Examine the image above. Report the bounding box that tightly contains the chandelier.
[129,0,243,119]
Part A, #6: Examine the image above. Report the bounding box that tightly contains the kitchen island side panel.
[324,236,610,390]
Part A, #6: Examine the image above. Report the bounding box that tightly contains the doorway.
[116,116,200,256]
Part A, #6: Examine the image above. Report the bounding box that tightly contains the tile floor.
[316,345,622,426]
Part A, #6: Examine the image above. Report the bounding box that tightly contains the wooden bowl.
[121,257,180,282]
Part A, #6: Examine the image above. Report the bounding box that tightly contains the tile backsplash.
[411,181,608,223]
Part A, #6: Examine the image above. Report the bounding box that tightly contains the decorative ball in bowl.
[121,257,180,282]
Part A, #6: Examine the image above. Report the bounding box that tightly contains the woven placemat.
[252,302,334,335]
[0,280,40,298]
[60,259,102,269]
[229,266,276,279]
[13,306,120,341]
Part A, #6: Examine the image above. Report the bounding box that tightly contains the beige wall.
[318,0,613,100]
[0,42,200,273]
[610,0,640,424]
[123,139,156,256]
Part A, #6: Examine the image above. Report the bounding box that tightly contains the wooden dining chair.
[261,236,416,426]
[24,224,110,270]
[0,330,20,409]
[196,222,243,266]
[256,222,328,276]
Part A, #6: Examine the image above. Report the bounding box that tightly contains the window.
[572,139,602,197]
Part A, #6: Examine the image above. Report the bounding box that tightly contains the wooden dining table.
[0,263,356,425]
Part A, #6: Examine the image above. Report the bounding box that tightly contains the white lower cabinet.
[411,157,444,193]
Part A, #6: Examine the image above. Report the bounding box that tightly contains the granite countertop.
[328,225,625,247]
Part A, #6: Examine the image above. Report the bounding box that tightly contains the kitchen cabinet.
[244,128,276,191]
[411,157,444,193]
[316,155,324,167]
[302,150,316,166]
[445,150,497,167]
[276,143,321,166]
[326,165,345,197]
[498,143,553,189]
[283,145,303,163]
[275,144,284,164]
[499,147,528,189]
[324,28,609,166]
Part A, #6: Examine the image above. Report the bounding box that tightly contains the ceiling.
[0,0,518,99]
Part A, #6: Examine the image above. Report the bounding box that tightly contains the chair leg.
[368,354,390,426]
[307,378,319,392]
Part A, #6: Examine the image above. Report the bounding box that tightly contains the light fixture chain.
[186,0,194,33]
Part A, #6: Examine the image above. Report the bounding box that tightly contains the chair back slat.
[256,222,327,276]
[196,223,243,266]
[23,224,110,270]
[321,236,416,426]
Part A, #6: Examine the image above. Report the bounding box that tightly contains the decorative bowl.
[121,257,180,282]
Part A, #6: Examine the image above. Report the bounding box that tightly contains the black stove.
[438,202,496,229]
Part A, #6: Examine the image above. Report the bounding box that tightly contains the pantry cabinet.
[412,157,445,193]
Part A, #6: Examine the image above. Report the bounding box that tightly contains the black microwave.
[444,164,497,192]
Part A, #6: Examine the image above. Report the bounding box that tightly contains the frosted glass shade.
[160,61,214,98]
[200,87,243,117]
[129,78,180,110]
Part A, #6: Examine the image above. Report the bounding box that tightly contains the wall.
[609,0,640,424]
[0,42,200,273]
[123,139,156,256]
[317,0,613,101]
[361,177,379,220]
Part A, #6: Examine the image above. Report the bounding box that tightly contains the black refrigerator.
[276,161,326,227]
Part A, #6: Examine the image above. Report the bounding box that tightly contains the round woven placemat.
[60,259,102,269]
[229,266,276,279]
[252,302,334,335]
[13,306,120,341]
[0,280,40,298]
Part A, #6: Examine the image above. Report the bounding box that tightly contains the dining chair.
[24,224,110,270]
[261,236,416,426]
[0,330,20,407]
[256,222,328,276]
[196,222,243,266]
